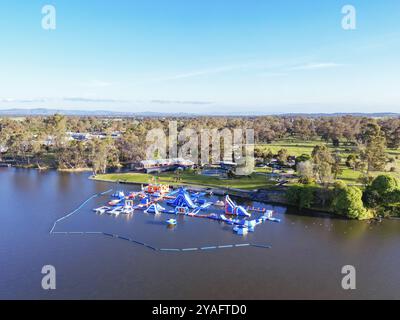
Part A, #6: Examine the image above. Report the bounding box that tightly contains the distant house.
[65,131,121,142]
[111,131,122,138]
[0,145,7,153]
[69,132,91,141]
[136,158,195,173]
[219,161,238,171]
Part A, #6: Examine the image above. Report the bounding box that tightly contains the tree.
[370,174,399,193]
[359,122,387,173]
[90,138,120,174]
[346,154,358,170]
[58,140,89,169]
[364,175,400,208]
[381,118,400,149]
[332,184,371,219]
[254,147,273,164]
[117,131,145,163]
[277,148,288,165]
[261,149,273,164]
[312,145,334,185]
[332,153,343,179]
[286,185,315,210]
[296,160,314,184]
[45,113,67,149]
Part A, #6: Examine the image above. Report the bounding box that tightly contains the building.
[65,131,122,142]
[201,161,238,178]
[136,158,195,173]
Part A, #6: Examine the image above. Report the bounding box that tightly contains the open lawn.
[257,139,400,183]
[95,171,277,191]
[258,138,356,158]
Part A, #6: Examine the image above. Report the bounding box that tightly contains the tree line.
[0,114,399,175]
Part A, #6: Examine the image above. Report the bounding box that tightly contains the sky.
[0,0,399,114]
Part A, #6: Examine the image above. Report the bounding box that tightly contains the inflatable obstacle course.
[224,195,251,217]
[91,183,281,237]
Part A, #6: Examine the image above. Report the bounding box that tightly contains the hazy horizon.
[1,106,399,117]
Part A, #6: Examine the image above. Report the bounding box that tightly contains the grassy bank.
[93,171,277,191]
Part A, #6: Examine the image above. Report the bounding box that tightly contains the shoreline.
[1,167,382,221]
[58,168,93,172]
[2,164,93,172]
[90,174,342,218]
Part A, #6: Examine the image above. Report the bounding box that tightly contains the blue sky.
[0,0,399,114]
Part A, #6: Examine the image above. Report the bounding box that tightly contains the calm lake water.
[0,168,399,299]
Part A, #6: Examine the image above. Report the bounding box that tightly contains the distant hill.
[277,112,400,118]
[0,108,399,118]
[0,108,194,117]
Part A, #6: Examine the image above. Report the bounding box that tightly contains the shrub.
[286,185,315,210]
[332,185,370,219]
[363,175,400,217]
[295,153,311,165]
[298,176,314,184]
[370,175,399,194]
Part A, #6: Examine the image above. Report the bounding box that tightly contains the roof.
[140,158,195,166]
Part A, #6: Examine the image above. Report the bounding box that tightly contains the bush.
[387,189,400,203]
[363,175,400,217]
[286,185,315,210]
[364,175,400,206]
[376,204,400,217]
[333,180,347,190]
[298,176,314,184]
[370,175,399,194]
[332,184,371,219]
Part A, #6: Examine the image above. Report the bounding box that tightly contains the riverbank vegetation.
[1,114,399,219]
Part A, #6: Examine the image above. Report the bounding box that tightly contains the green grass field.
[258,138,356,158]
[258,139,400,182]
[95,171,277,191]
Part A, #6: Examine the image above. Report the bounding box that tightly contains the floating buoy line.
[49,189,272,253]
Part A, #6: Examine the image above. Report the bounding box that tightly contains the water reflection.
[0,168,399,299]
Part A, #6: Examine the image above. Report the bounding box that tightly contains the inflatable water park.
[93,183,281,236]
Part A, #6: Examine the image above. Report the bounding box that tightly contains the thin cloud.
[150,99,212,105]
[63,97,126,103]
[258,72,288,78]
[0,98,49,103]
[142,63,257,84]
[289,62,344,71]
[136,59,345,86]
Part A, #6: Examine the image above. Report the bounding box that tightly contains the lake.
[0,168,399,299]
